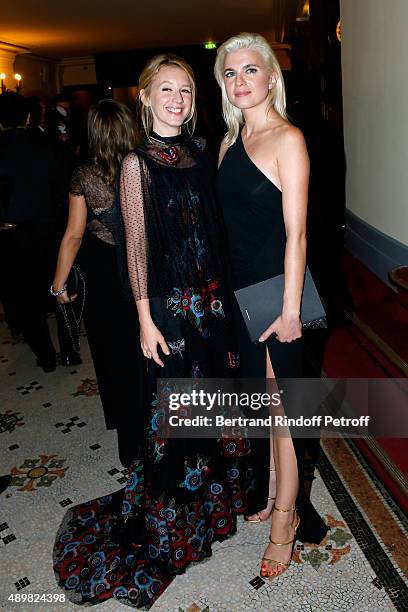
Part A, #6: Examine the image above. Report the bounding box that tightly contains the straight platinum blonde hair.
[214,32,288,145]
[138,54,197,138]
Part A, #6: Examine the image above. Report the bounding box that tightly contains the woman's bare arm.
[279,127,309,317]
[259,126,309,342]
[52,194,87,302]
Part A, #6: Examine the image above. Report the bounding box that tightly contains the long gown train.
[54,134,253,608]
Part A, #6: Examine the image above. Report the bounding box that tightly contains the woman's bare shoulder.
[273,123,306,152]
[218,137,229,167]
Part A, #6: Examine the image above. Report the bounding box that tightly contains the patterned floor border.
[1,309,407,611]
[345,438,408,530]
[318,445,408,611]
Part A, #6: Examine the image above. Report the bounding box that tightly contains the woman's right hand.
[140,320,170,367]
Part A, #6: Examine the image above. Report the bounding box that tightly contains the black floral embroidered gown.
[53,134,250,609]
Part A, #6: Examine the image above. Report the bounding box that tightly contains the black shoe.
[60,352,82,367]
[0,475,11,494]
[36,356,57,373]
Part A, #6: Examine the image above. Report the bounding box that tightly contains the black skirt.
[79,231,144,440]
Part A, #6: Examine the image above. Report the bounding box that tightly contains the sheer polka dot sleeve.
[120,152,148,301]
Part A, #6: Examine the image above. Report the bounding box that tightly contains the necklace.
[149,132,183,146]
[148,135,168,145]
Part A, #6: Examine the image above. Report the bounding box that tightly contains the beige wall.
[3,54,96,98]
[14,54,58,98]
[59,57,97,87]
[0,50,16,90]
[340,0,408,246]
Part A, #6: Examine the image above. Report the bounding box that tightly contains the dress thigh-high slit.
[217,131,328,544]
[232,298,328,543]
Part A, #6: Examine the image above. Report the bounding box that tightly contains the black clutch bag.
[234,267,327,344]
[58,265,85,352]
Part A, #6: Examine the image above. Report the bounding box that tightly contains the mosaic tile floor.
[0,314,407,611]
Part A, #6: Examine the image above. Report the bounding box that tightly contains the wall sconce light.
[336,21,341,42]
[0,73,6,94]
[14,73,22,92]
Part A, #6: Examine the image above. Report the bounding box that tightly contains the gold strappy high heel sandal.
[244,469,276,524]
[260,504,300,578]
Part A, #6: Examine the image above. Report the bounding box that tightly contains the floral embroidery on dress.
[148,393,167,463]
[190,136,206,151]
[228,352,240,370]
[156,145,179,165]
[121,461,144,523]
[166,281,225,334]
[180,458,210,491]
[192,363,203,378]
[53,133,250,611]
[168,338,186,358]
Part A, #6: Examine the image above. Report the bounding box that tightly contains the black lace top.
[70,163,116,245]
[120,133,224,301]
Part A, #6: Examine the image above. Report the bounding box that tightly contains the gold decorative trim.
[363,436,408,498]
[0,40,31,54]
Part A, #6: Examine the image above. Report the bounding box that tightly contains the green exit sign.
[204,42,217,50]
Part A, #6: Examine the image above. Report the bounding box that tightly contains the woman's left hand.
[56,290,77,305]
[259,312,302,343]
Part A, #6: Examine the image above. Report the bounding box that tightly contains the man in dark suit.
[0,92,78,371]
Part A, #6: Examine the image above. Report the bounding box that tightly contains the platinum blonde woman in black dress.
[215,33,328,579]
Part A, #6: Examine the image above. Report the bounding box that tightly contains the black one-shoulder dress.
[216,131,328,543]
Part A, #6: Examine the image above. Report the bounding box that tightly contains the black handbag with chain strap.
[58,264,86,352]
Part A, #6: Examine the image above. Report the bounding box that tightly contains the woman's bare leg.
[245,443,276,521]
[245,352,276,521]
[260,350,299,577]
